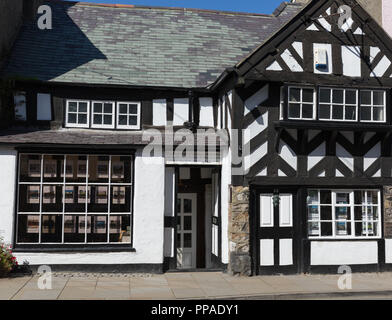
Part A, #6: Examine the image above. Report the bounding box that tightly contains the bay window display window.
[288,87,315,120]
[16,154,133,245]
[307,189,381,239]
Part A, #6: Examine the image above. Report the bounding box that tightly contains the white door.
[177,193,197,269]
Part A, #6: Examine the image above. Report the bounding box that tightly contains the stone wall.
[228,186,251,276]
[384,187,392,238]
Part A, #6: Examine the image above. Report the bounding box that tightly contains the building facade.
[1,0,392,275]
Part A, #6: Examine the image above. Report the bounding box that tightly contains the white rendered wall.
[310,241,378,265]
[385,239,392,263]
[15,151,166,265]
[220,146,231,265]
[0,148,17,245]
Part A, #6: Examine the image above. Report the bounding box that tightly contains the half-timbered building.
[1,0,392,275]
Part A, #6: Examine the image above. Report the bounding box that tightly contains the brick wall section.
[228,186,251,276]
[384,187,392,238]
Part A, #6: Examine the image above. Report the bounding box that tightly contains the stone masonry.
[384,186,392,238]
[228,186,251,276]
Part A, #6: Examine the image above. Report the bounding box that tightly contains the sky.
[65,0,286,14]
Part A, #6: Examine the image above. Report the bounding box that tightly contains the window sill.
[13,245,136,253]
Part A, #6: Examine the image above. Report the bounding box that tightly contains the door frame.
[251,186,303,275]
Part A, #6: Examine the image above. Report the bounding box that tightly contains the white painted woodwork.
[310,241,378,265]
[281,49,303,72]
[342,45,361,77]
[370,47,381,63]
[313,43,332,74]
[266,61,282,71]
[152,99,167,126]
[164,228,174,258]
[385,239,392,263]
[260,239,274,266]
[212,173,219,257]
[37,93,52,121]
[199,97,214,127]
[371,56,391,77]
[260,194,274,227]
[173,98,189,126]
[164,167,175,217]
[205,184,213,268]
[279,142,297,170]
[279,239,293,266]
[292,42,303,58]
[306,23,319,31]
[279,194,293,227]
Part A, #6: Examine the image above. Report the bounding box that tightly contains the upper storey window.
[65,99,141,130]
[319,88,357,122]
[360,90,386,123]
[288,87,315,120]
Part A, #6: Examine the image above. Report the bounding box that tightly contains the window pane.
[335,206,351,220]
[66,155,86,183]
[320,206,332,220]
[373,91,384,105]
[41,215,62,243]
[345,106,356,120]
[332,89,343,103]
[103,115,112,125]
[64,185,87,213]
[367,191,378,204]
[361,91,371,105]
[17,215,39,243]
[19,185,40,212]
[109,215,131,243]
[79,102,88,113]
[302,89,314,103]
[184,234,192,248]
[289,88,300,102]
[104,103,112,113]
[320,89,330,103]
[321,222,332,236]
[43,155,64,183]
[308,222,320,236]
[345,90,357,104]
[336,221,351,236]
[20,154,41,182]
[87,216,108,243]
[361,106,371,121]
[119,115,127,125]
[111,186,131,213]
[367,206,379,220]
[319,104,330,119]
[64,215,86,243]
[302,104,313,119]
[42,185,62,212]
[373,107,384,121]
[307,190,319,204]
[119,104,128,114]
[68,102,77,112]
[111,156,132,183]
[129,104,138,114]
[308,205,319,220]
[94,114,102,125]
[184,199,192,213]
[88,186,109,213]
[94,103,102,113]
[320,190,331,204]
[68,113,77,124]
[332,105,343,119]
[354,206,363,220]
[336,192,350,204]
[184,216,192,230]
[78,114,87,124]
[129,116,138,126]
[88,156,109,183]
[288,103,300,118]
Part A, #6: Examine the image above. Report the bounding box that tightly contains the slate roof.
[2,0,303,88]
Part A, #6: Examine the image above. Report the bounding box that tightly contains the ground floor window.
[16,153,133,245]
[307,189,381,239]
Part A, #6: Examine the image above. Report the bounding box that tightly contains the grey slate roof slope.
[2,0,303,88]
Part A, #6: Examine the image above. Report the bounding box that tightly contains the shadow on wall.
[2,1,107,81]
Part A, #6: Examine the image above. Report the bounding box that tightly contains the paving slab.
[12,288,62,300]
[130,286,175,300]
[58,286,96,300]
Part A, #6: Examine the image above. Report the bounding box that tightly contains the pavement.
[1,271,392,300]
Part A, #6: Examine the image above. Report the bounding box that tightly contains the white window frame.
[65,100,90,128]
[91,101,115,129]
[318,88,358,122]
[360,90,386,123]
[288,86,316,120]
[307,189,382,239]
[16,153,134,245]
[116,101,141,130]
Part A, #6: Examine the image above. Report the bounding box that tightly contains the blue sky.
[65,0,286,14]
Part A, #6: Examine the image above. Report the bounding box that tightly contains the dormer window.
[66,100,90,128]
[288,87,315,120]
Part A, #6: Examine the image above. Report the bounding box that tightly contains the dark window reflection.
[109,215,131,243]
[87,216,108,243]
[64,215,86,243]
[17,215,39,243]
[41,215,62,243]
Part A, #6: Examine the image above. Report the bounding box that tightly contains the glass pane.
[332,105,343,119]
[361,106,371,121]
[361,91,371,105]
[109,215,131,243]
[302,104,313,119]
[41,215,62,243]
[336,192,350,204]
[335,206,351,220]
[321,222,332,236]
[308,205,319,221]
[118,115,127,125]
[288,103,300,118]
[43,155,64,182]
[42,185,62,212]
[184,216,192,230]
[19,154,41,182]
[129,116,138,126]
[87,216,108,243]
[302,89,314,103]
[332,89,343,103]
[103,115,112,125]
[320,206,332,220]
[66,155,86,183]
[345,106,356,120]
[320,89,330,103]
[336,221,351,236]
[319,104,330,119]
[320,190,331,204]
[93,103,102,113]
[366,206,378,220]
[184,199,192,213]
[345,90,357,104]
[308,222,320,236]
[104,103,112,113]
[111,156,132,183]
[68,102,77,112]
[354,206,363,220]
[64,215,86,243]
[177,232,181,247]
[68,113,77,124]
[184,234,192,248]
[79,102,88,113]
[78,114,87,124]
[64,185,87,213]
[367,191,378,204]
[88,156,109,183]
[307,190,319,204]
[373,91,384,105]
[289,88,300,102]
[17,215,39,243]
[354,191,363,204]
[88,186,109,213]
[111,186,131,213]
[19,185,40,212]
[129,104,138,114]
[373,107,384,121]
[177,216,181,231]
[119,104,128,114]
[93,114,102,125]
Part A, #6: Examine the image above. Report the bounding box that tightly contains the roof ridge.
[46,0,275,18]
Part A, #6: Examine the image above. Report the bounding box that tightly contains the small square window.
[116,102,141,129]
[360,90,386,123]
[91,101,115,129]
[287,87,315,120]
[66,100,90,128]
